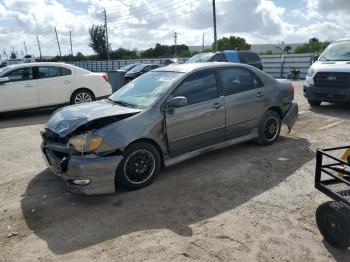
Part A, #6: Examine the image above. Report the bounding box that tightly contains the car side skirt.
[164,128,259,167]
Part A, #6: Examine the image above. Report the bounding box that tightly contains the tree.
[259,50,273,55]
[284,45,292,54]
[216,36,251,51]
[10,52,17,59]
[140,43,191,58]
[110,48,139,59]
[294,38,330,54]
[88,24,109,59]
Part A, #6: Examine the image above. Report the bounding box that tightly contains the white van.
[304,38,350,106]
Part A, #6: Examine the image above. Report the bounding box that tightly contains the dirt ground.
[0,81,350,262]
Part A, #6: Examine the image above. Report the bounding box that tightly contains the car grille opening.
[314,72,350,89]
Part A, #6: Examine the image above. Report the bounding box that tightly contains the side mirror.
[0,77,9,84]
[167,96,188,108]
[312,55,319,63]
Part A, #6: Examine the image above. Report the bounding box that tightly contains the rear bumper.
[41,142,122,195]
[304,83,350,102]
[282,103,298,132]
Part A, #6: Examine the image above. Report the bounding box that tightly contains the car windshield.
[0,66,11,76]
[127,64,149,74]
[319,41,350,61]
[120,64,136,70]
[186,53,214,63]
[109,71,184,108]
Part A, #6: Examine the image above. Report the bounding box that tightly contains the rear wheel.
[316,201,350,249]
[116,142,161,190]
[308,99,321,106]
[70,89,95,105]
[256,110,281,146]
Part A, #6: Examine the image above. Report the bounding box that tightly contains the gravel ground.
[0,81,350,262]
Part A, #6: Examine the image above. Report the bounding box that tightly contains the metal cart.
[315,146,350,249]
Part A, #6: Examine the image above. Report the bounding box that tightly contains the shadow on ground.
[310,103,350,121]
[21,136,314,254]
[0,108,55,129]
[323,240,350,262]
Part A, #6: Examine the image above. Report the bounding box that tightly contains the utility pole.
[174,32,178,57]
[69,30,73,56]
[104,8,110,60]
[23,41,28,56]
[212,0,217,51]
[202,33,205,52]
[55,27,62,57]
[37,36,42,61]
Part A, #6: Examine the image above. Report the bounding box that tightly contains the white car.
[0,62,112,113]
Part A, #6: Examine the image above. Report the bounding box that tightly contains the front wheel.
[116,142,161,190]
[256,110,281,146]
[316,201,350,249]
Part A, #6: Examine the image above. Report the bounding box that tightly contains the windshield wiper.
[108,98,135,108]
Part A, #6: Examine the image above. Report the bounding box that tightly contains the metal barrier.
[67,54,315,79]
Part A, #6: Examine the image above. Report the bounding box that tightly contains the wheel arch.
[266,106,283,119]
[126,138,165,168]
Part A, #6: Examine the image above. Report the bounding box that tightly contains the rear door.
[34,66,73,106]
[165,70,225,156]
[0,67,38,112]
[218,67,267,139]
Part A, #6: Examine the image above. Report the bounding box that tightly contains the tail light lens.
[289,83,295,94]
[103,73,109,82]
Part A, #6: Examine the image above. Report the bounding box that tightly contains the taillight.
[289,83,295,93]
[103,73,109,82]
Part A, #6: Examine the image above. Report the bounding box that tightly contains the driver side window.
[4,67,33,82]
[174,71,218,105]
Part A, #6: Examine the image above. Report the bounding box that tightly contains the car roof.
[4,62,73,69]
[153,62,248,73]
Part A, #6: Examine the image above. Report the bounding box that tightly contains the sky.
[0,0,349,58]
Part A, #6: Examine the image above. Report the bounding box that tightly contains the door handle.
[256,92,264,98]
[212,102,223,109]
[24,84,33,88]
[64,80,71,83]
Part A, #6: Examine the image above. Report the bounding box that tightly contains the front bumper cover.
[41,142,122,195]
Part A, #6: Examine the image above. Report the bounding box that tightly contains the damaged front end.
[41,100,141,195]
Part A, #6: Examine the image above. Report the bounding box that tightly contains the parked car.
[186,50,263,70]
[124,64,159,83]
[0,62,112,113]
[41,62,298,195]
[117,63,138,73]
[304,38,349,106]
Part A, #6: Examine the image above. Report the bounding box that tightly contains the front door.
[0,67,38,112]
[166,70,225,156]
[218,67,267,139]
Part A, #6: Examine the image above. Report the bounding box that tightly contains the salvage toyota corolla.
[41,62,298,195]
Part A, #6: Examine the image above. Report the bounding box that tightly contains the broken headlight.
[68,133,103,153]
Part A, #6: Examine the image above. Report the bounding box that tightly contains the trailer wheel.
[316,201,350,249]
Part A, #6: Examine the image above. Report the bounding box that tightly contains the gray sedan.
[41,62,298,195]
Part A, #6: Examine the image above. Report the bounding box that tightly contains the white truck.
[304,38,350,106]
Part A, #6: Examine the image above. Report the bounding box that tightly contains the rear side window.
[4,67,33,82]
[34,66,72,79]
[61,67,72,76]
[219,68,262,95]
[174,71,218,105]
[238,52,261,63]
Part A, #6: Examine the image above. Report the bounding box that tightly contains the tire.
[70,89,95,105]
[308,99,321,106]
[256,110,281,146]
[316,201,350,249]
[116,142,161,190]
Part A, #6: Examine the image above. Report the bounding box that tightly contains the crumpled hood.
[46,100,141,137]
